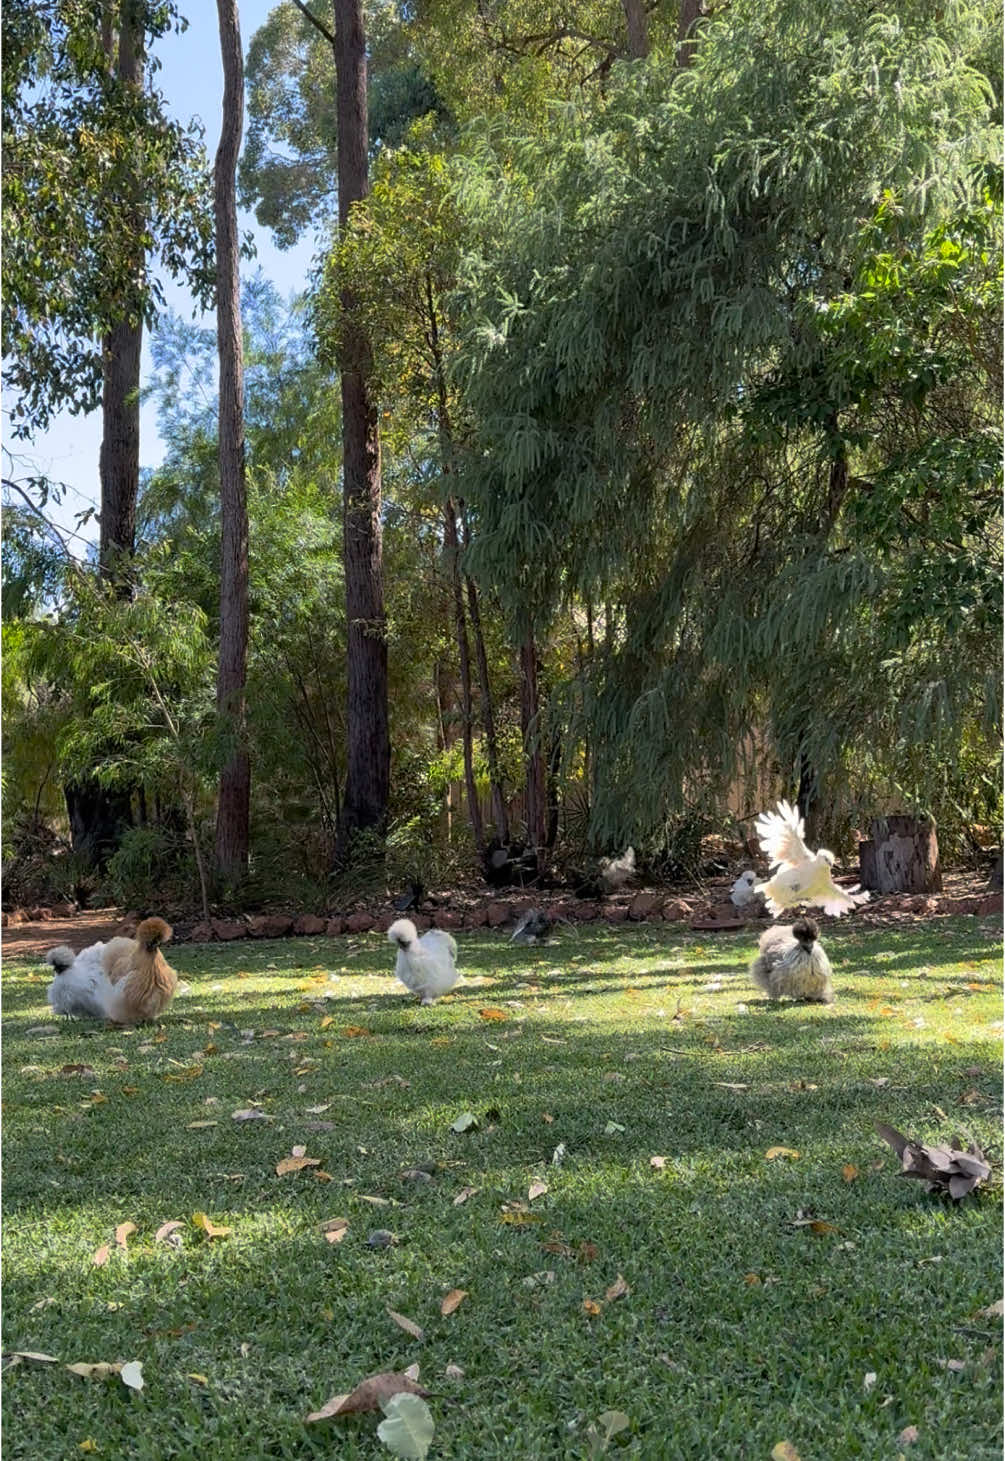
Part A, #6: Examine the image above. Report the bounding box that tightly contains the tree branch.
[289,0,336,49]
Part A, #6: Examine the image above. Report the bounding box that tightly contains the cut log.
[859,815,942,894]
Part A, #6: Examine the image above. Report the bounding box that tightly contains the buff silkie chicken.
[387,919,460,1005]
[755,800,870,917]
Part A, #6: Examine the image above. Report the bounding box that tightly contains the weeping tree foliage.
[452,0,1000,848]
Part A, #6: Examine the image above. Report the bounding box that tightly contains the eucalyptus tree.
[453,0,999,850]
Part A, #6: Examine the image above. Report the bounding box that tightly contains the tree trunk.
[621,0,648,58]
[676,0,703,68]
[859,815,942,894]
[332,0,389,860]
[465,568,509,843]
[98,1,144,584]
[444,499,484,852]
[213,0,251,885]
[519,633,548,854]
[64,780,133,869]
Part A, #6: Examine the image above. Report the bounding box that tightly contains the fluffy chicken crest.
[754,799,870,918]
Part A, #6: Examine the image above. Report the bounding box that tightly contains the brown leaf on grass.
[765,1147,800,1161]
[744,1273,762,1286]
[306,1371,428,1422]
[650,1156,666,1170]
[276,1154,322,1176]
[4,1351,59,1364]
[163,1064,204,1083]
[341,1026,372,1038]
[842,1164,859,1183]
[605,1274,630,1301]
[66,1362,121,1380]
[977,1299,1004,1320]
[478,1008,509,1021]
[771,1444,802,1461]
[499,1211,541,1227]
[191,1211,233,1239]
[61,1064,96,1077]
[114,1222,136,1250]
[91,1244,110,1267]
[387,1307,424,1340]
[186,1120,218,1130]
[440,1289,468,1316]
[897,1425,920,1445]
[154,1221,184,1243]
[576,1241,599,1263]
[876,1122,991,1199]
[541,1112,554,1123]
[582,1298,602,1316]
[528,1181,549,1202]
[320,1218,349,1244]
[453,1186,479,1206]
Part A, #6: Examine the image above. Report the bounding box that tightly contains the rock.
[604,905,629,923]
[485,901,510,927]
[629,892,663,921]
[411,914,432,932]
[246,915,270,938]
[569,901,600,921]
[936,895,981,917]
[344,912,374,934]
[189,921,216,943]
[432,910,464,930]
[374,913,396,933]
[259,914,293,938]
[211,918,247,941]
[325,916,345,936]
[661,898,692,922]
[977,892,1003,917]
[293,914,327,936]
[50,902,77,918]
[466,905,489,927]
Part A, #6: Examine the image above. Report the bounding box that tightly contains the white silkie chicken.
[46,916,177,1024]
[755,800,870,918]
[730,869,760,910]
[387,918,460,1005]
[599,846,635,894]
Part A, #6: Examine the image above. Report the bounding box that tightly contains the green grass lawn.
[2,917,1002,1460]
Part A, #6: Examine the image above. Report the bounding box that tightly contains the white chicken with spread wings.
[387,918,460,1005]
[754,799,870,918]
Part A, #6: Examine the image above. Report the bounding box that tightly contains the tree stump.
[859,815,942,894]
[988,849,1003,893]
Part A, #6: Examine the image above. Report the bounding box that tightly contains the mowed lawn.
[2,916,1002,1460]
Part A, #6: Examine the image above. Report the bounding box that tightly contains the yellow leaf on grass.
[771,1444,802,1461]
[582,1298,602,1316]
[79,1441,99,1453]
[341,1026,372,1038]
[188,1373,209,1386]
[744,1273,762,1286]
[765,1147,800,1161]
[191,1212,232,1239]
[320,1218,349,1244]
[440,1289,468,1316]
[276,1155,322,1176]
[91,1244,110,1267]
[842,1164,859,1183]
[163,1065,203,1083]
[320,1016,335,1030]
[187,1120,218,1130]
[114,1222,136,1250]
[66,1362,121,1380]
[478,1008,508,1021]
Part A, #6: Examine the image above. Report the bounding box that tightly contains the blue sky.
[14,2,318,552]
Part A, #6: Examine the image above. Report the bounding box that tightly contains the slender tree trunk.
[332,0,389,860]
[676,0,703,68]
[519,633,548,854]
[98,4,143,583]
[213,0,251,884]
[460,513,509,842]
[444,499,484,852]
[621,0,648,58]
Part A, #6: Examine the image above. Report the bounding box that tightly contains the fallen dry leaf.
[528,1181,549,1202]
[478,1008,508,1021]
[61,1064,95,1077]
[582,1298,602,1316]
[842,1164,859,1183]
[232,1108,272,1122]
[765,1147,800,1161]
[541,1112,554,1123]
[91,1244,110,1267]
[120,1360,143,1392]
[453,1186,479,1206]
[744,1273,762,1286]
[154,1221,184,1243]
[115,1222,137,1250]
[440,1288,468,1316]
[321,1218,349,1244]
[977,1299,1004,1320]
[306,1371,428,1422]
[897,1425,920,1445]
[387,1307,424,1340]
[66,1362,121,1380]
[188,1372,209,1385]
[191,1211,233,1239]
[771,1444,802,1461]
[444,1363,464,1380]
[186,1120,218,1130]
[341,1026,372,1038]
[5,1351,59,1364]
[650,1156,666,1170]
[605,1274,630,1301]
[276,1154,322,1176]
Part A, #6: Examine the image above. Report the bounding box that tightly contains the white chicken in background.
[387,919,460,1005]
[755,799,870,918]
[730,869,760,910]
[599,846,635,894]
